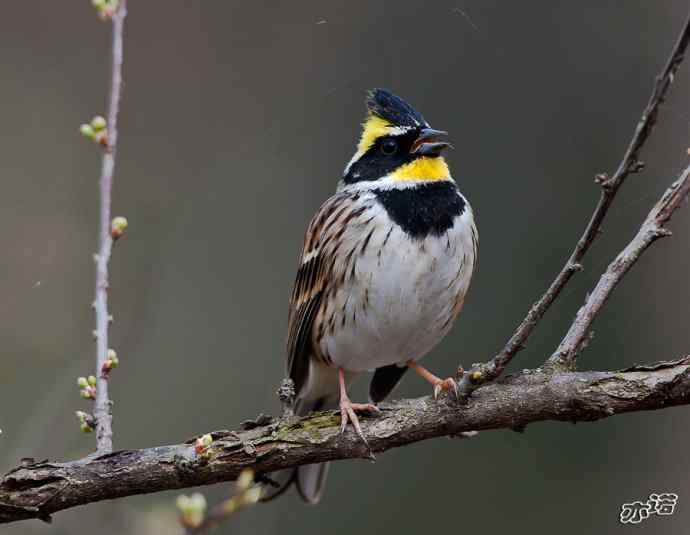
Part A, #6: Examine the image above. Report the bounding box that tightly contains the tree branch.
[2,6,687,530]
[93,0,128,454]
[457,11,690,394]
[1,356,689,525]
[550,162,690,366]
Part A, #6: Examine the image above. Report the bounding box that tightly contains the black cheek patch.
[343,132,418,184]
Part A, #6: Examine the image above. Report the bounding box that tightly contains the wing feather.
[286,192,362,396]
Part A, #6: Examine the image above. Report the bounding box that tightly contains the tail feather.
[296,462,330,504]
[369,364,408,403]
[292,394,332,504]
[258,469,296,503]
[261,391,335,504]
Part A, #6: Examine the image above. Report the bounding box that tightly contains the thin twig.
[457,11,690,394]
[93,0,127,454]
[1,356,689,524]
[183,481,259,535]
[550,162,690,365]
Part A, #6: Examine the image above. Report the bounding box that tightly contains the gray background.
[1,1,689,534]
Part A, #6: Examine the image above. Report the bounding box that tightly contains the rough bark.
[2,357,689,524]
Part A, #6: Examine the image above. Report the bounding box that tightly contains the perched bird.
[284,88,477,503]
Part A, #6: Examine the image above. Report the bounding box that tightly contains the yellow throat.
[355,114,451,183]
[389,156,450,182]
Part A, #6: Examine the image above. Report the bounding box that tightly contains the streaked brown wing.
[286,192,355,395]
[286,255,326,394]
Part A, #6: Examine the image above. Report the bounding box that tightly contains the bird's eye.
[381,138,398,155]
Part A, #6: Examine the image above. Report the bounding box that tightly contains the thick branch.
[93,0,127,454]
[458,11,690,393]
[550,163,690,365]
[2,357,689,525]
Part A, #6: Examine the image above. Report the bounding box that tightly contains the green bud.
[91,115,106,131]
[176,493,206,529]
[87,375,97,387]
[77,376,89,388]
[194,433,214,455]
[76,411,94,432]
[103,349,119,373]
[80,124,95,138]
[80,422,94,433]
[243,486,262,505]
[94,131,108,147]
[237,469,254,491]
[110,217,128,238]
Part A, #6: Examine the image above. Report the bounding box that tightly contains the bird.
[283,88,478,504]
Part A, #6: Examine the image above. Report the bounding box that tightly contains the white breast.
[318,197,476,372]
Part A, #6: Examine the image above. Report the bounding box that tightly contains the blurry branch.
[178,470,261,534]
[1,356,690,524]
[91,0,128,454]
[457,11,690,395]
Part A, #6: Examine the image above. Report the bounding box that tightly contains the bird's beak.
[410,128,452,156]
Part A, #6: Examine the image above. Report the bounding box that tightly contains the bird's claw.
[339,399,380,445]
[433,377,460,400]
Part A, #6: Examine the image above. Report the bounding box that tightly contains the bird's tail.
[294,395,333,504]
[261,458,330,505]
[260,396,333,505]
[295,460,330,504]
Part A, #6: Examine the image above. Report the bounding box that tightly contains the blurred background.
[1,1,689,534]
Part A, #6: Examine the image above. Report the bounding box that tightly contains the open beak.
[410,128,452,156]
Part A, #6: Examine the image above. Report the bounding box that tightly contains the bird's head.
[343,88,452,186]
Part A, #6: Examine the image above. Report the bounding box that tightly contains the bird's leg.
[338,368,379,444]
[407,360,459,399]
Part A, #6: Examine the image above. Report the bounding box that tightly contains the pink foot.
[339,397,380,444]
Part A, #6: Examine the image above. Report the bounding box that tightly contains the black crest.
[366,88,427,128]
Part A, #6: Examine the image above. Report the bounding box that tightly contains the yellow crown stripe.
[357,114,394,155]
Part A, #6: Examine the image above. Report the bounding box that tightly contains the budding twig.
[194,434,213,457]
[91,0,128,455]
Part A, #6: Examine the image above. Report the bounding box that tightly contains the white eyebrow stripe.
[387,126,415,136]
